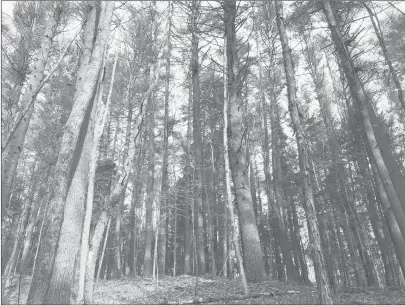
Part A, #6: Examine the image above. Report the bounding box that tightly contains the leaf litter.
[2,274,405,304]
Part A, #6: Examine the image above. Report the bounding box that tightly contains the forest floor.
[3,274,405,304]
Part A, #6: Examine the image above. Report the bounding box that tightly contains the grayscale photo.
[1,1,405,304]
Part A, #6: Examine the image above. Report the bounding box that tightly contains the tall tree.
[2,2,62,220]
[224,0,266,283]
[363,2,405,112]
[322,0,405,241]
[158,1,173,276]
[275,2,333,303]
[190,0,207,276]
[26,3,115,303]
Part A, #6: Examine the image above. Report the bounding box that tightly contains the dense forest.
[1,1,405,304]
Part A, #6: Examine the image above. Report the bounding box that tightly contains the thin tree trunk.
[190,0,207,276]
[1,3,61,219]
[173,183,178,276]
[276,2,332,303]
[221,38,228,280]
[358,150,394,286]
[130,139,146,277]
[84,211,109,304]
[18,166,52,274]
[371,163,405,277]
[322,0,405,241]
[143,99,156,278]
[96,218,111,287]
[158,3,172,276]
[3,177,38,280]
[206,142,218,277]
[269,87,298,283]
[363,2,405,112]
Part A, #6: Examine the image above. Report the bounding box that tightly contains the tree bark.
[183,82,194,276]
[143,100,156,277]
[363,2,405,112]
[276,2,332,303]
[371,162,405,278]
[19,166,52,274]
[26,4,114,304]
[77,49,118,301]
[268,79,298,283]
[1,3,61,219]
[84,211,109,304]
[190,0,207,276]
[113,92,133,279]
[224,0,266,283]
[3,177,38,280]
[158,3,173,276]
[46,49,105,305]
[223,35,249,294]
[130,139,146,277]
[96,218,111,286]
[322,0,405,241]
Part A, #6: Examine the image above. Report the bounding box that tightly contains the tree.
[26,3,114,303]
[363,2,405,112]
[276,2,333,303]
[322,0,405,241]
[224,0,266,283]
[2,2,62,220]
[190,0,207,276]
[157,0,173,276]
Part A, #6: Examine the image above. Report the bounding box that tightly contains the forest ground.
[3,274,405,304]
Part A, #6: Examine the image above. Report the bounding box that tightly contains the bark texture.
[276,2,333,303]
[158,7,172,275]
[1,3,61,219]
[84,211,109,304]
[363,2,405,112]
[322,0,405,240]
[224,0,266,283]
[191,0,206,276]
[26,3,114,303]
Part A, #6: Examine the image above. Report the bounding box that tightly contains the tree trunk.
[223,36,249,294]
[190,0,207,276]
[3,177,37,279]
[276,2,332,303]
[113,99,133,280]
[130,139,146,277]
[96,218,111,286]
[1,3,61,219]
[46,50,105,305]
[322,0,405,241]
[269,86,298,283]
[143,100,156,278]
[77,50,119,301]
[288,193,309,283]
[357,149,394,286]
[84,211,109,304]
[26,4,114,304]
[158,4,172,275]
[19,166,52,274]
[371,163,405,277]
[363,2,405,112]
[183,83,193,276]
[224,0,266,283]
